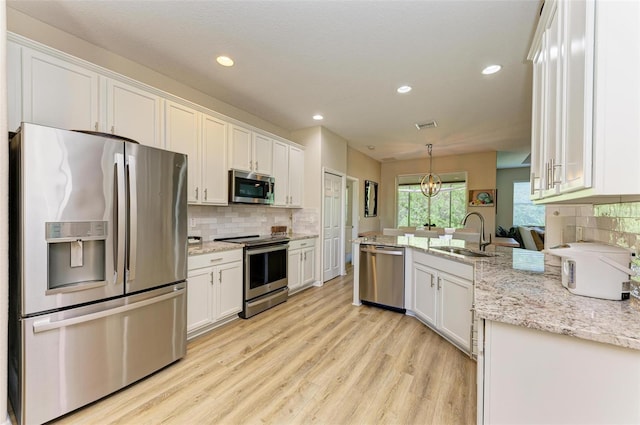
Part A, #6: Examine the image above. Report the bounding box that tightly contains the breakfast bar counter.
[355,235,640,351]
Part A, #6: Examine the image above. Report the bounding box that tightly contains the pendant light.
[420,144,442,198]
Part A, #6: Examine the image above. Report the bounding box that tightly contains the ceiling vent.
[415,120,438,130]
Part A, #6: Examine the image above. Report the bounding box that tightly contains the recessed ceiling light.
[482,65,502,75]
[216,56,234,67]
[397,85,412,94]
[367,145,375,150]
[313,114,324,121]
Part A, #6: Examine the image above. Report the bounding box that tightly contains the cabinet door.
[413,263,438,326]
[438,272,473,351]
[187,269,214,332]
[271,140,289,206]
[106,79,162,148]
[530,46,545,200]
[201,114,228,205]
[542,3,563,197]
[22,47,99,131]
[228,125,252,172]
[165,101,200,203]
[301,247,315,286]
[7,41,22,133]
[560,0,595,193]
[253,133,273,175]
[217,261,243,319]
[288,146,304,207]
[288,249,302,292]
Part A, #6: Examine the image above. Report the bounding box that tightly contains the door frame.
[345,175,359,265]
[321,167,346,281]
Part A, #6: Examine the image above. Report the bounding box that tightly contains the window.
[397,181,467,228]
[513,181,545,226]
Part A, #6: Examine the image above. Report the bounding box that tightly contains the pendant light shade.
[420,144,441,198]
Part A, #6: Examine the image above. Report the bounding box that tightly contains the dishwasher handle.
[360,246,404,256]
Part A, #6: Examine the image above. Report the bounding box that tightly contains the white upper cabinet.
[272,141,304,207]
[21,46,100,132]
[105,79,163,148]
[165,100,200,203]
[201,114,229,205]
[228,125,273,175]
[529,0,640,202]
[7,42,22,133]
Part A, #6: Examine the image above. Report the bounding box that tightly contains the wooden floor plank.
[53,267,476,425]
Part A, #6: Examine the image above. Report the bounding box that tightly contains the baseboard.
[312,280,323,287]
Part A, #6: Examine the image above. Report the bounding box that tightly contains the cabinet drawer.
[289,238,316,251]
[188,249,243,270]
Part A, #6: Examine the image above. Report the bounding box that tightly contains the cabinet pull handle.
[94,122,98,131]
[552,160,562,185]
[111,126,115,134]
[255,161,259,170]
[204,188,208,201]
[530,172,537,195]
[210,272,213,285]
[300,243,307,247]
[430,276,435,288]
[219,270,222,282]
[437,278,441,290]
[195,187,199,200]
[249,160,253,170]
[210,258,223,263]
[304,252,307,261]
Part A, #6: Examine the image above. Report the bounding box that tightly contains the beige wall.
[347,147,381,234]
[320,127,348,174]
[7,8,290,139]
[380,151,497,238]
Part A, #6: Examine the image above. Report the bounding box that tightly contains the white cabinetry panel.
[106,79,163,147]
[22,47,99,132]
[201,114,228,205]
[165,101,200,203]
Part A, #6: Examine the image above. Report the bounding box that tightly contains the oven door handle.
[246,244,289,256]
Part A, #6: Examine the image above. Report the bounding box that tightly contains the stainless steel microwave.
[229,169,275,205]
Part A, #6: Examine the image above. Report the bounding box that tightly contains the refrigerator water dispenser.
[46,221,107,290]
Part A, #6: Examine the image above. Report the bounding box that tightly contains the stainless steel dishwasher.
[359,245,405,312]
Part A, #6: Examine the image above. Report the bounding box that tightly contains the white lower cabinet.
[288,238,317,293]
[479,320,640,424]
[411,251,474,354]
[187,249,243,339]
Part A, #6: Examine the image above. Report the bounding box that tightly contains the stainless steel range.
[215,235,289,318]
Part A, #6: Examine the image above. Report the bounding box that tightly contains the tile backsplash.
[546,201,640,251]
[188,205,319,240]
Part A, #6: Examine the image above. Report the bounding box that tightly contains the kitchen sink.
[430,246,495,258]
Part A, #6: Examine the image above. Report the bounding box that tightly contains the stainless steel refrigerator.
[8,123,188,425]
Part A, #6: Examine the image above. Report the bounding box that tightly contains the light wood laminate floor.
[54,267,476,424]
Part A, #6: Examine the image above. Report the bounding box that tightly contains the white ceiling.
[7,0,541,167]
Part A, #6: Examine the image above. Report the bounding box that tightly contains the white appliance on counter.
[9,123,188,424]
[547,242,634,300]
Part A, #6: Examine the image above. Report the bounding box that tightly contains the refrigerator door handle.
[32,288,184,333]
[127,154,138,283]
[114,153,126,286]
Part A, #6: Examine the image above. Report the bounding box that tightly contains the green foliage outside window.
[397,183,467,228]
[513,181,545,226]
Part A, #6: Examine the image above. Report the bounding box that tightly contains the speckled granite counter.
[355,235,640,351]
[188,241,242,256]
[188,234,318,256]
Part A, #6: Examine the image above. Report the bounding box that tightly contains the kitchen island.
[353,235,640,424]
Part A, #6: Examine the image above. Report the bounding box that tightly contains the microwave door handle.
[127,155,138,284]
[114,153,126,286]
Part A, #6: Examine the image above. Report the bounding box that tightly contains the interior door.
[323,172,342,282]
[125,143,187,293]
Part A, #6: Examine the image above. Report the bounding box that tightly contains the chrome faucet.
[461,211,492,251]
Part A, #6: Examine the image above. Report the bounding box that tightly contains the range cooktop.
[214,234,289,247]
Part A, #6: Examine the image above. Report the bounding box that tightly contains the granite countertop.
[354,235,640,351]
[188,233,318,256]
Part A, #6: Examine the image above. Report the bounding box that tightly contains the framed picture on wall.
[469,189,496,207]
[364,180,378,217]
